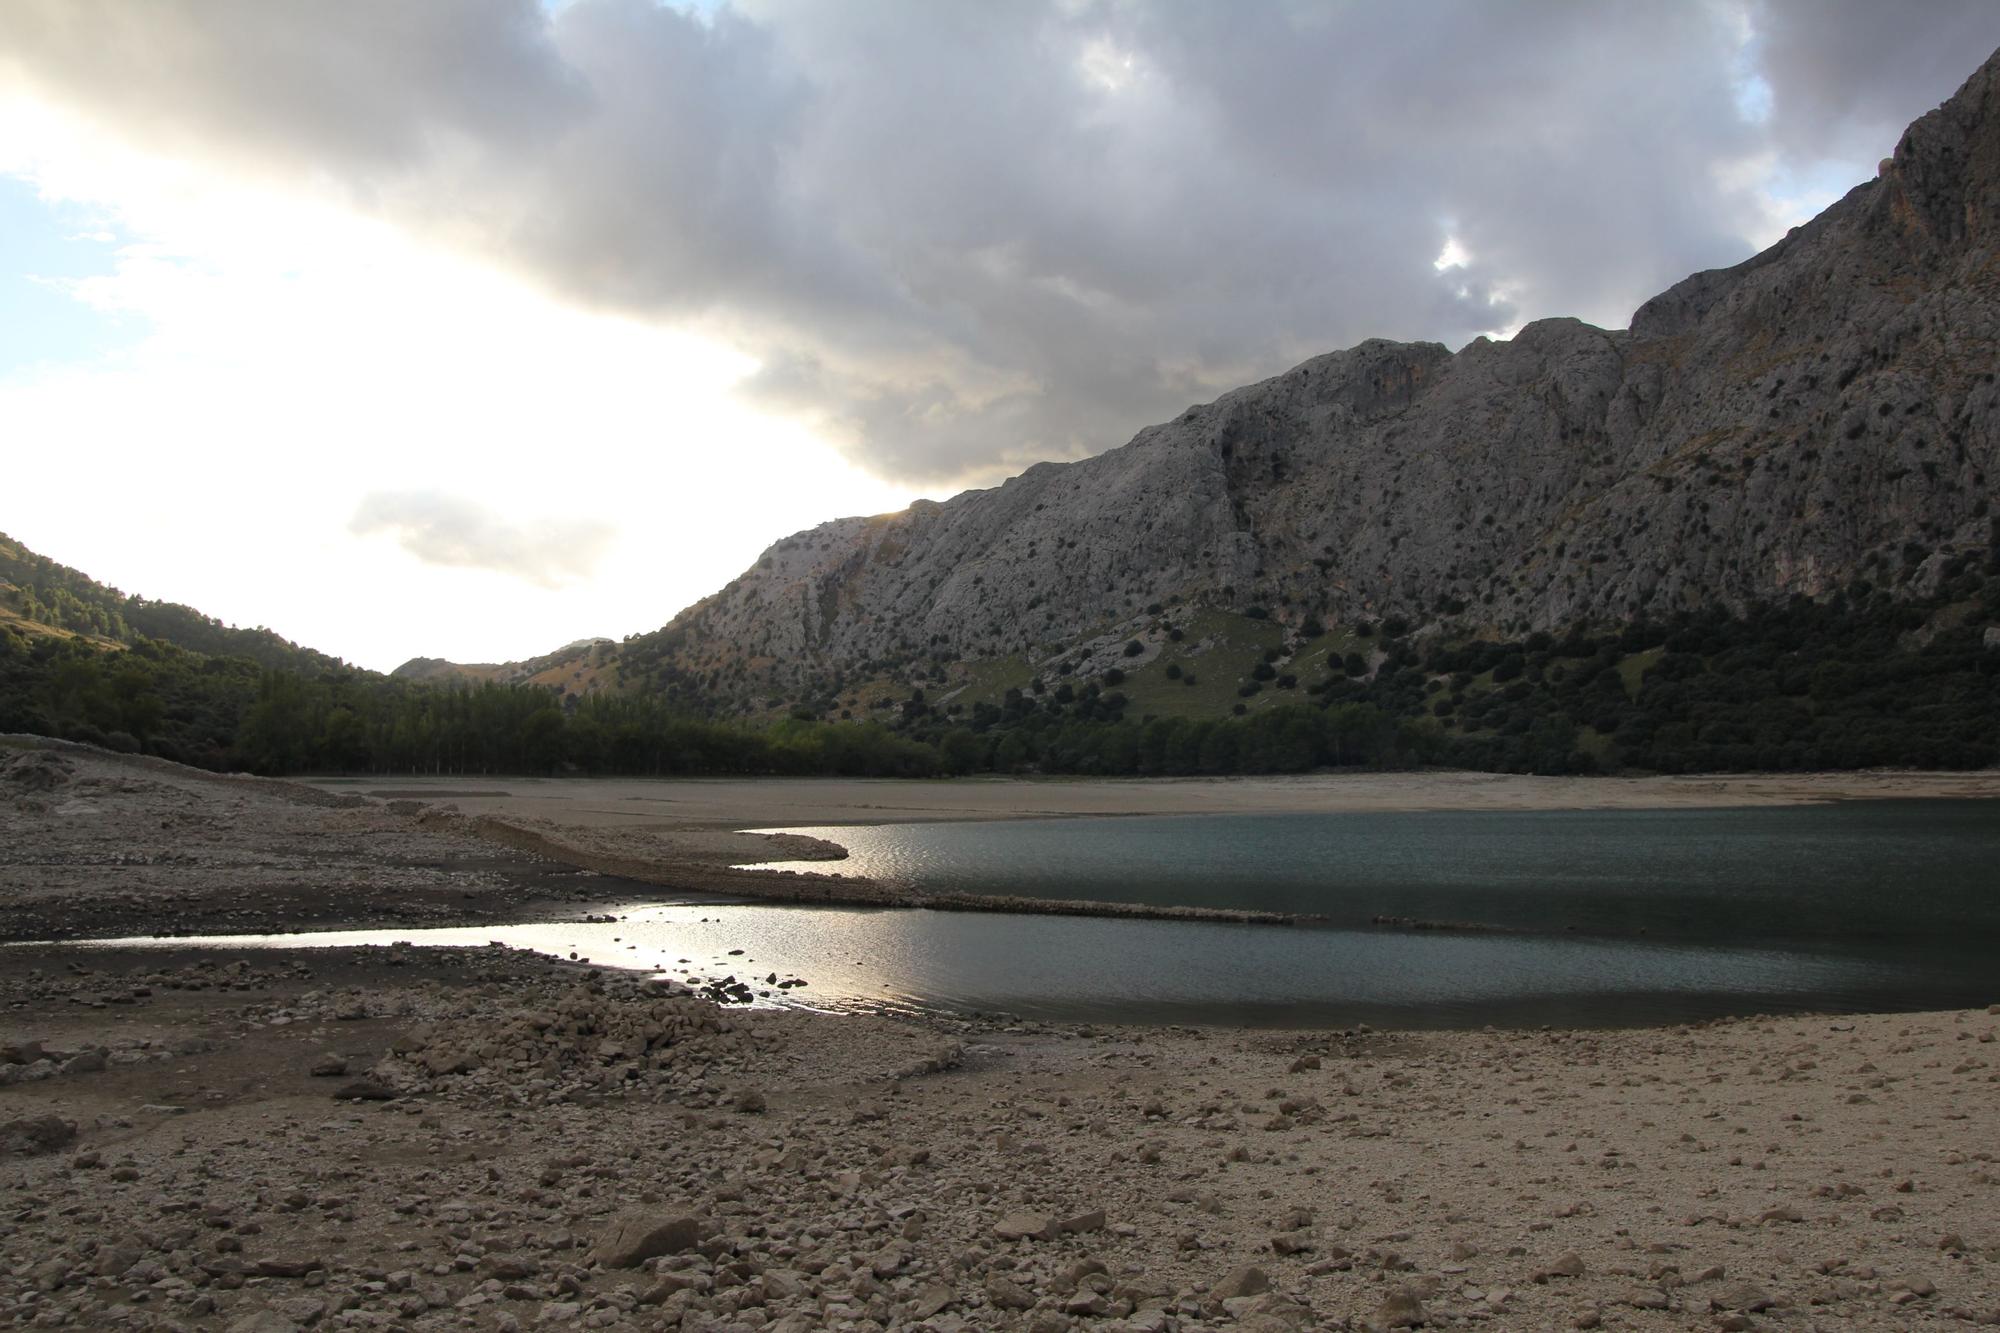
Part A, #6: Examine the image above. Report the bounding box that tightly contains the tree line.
[3,560,1996,779]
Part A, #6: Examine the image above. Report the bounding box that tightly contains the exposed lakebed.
[69,799,2000,1028]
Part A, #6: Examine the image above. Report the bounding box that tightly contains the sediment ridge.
[435,808,1314,926]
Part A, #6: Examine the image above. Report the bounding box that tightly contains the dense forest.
[3,551,1996,778]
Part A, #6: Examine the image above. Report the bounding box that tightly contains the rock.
[1375,1286,1429,1328]
[1714,1281,1774,1312]
[1211,1265,1272,1300]
[1061,1209,1107,1234]
[1064,1290,1110,1316]
[254,1257,324,1279]
[1289,1055,1321,1072]
[308,1054,348,1077]
[0,1115,76,1155]
[3,750,73,792]
[59,1048,106,1075]
[274,1297,327,1325]
[482,1256,537,1281]
[985,1274,1036,1310]
[909,1283,954,1318]
[587,1212,702,1268]
[733,1087,767,1113]
[638,1273,703,1304]
[92,1244,142,1277]
[331,1079,398,1101]
[225,1314,302,1333]
[993,1211,1059,1242]
[1536,1252,1586,1281]
[1,1040,46,1065]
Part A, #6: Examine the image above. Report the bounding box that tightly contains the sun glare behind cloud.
[0,96,913,671]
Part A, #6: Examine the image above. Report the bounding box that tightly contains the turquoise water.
[78,801,2000,1029]
[746,801,2000,945]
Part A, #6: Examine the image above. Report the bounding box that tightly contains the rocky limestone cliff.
[640,49,2000,709]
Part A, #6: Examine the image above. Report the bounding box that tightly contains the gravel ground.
[1,743,1995,1331]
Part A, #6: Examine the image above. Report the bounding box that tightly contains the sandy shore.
[319,768,2000,831]
[2,945,1995,1331]
[2,742,1997,1330]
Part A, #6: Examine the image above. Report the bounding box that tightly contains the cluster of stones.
[368,979,771,1108]
[0,957,308,1014]
[0,1034,183,1091]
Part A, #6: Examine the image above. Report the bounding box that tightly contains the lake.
[72,800,2000,1029]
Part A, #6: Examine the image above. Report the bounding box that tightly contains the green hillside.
[0,532,344,674]
[2,527,1996,779]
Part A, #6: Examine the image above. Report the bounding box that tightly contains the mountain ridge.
[555,46,2000,720]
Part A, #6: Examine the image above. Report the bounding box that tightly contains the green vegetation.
[909,567,2000,775]
[0,531,341,673]
[2,532,1995,780]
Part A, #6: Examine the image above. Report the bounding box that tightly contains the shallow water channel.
[67,800,2000,1029]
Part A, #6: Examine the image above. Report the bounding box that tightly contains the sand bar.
[320,768,2000,833]
[305,768,2000,923]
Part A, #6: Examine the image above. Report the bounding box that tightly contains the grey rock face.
[657,50,2000,702]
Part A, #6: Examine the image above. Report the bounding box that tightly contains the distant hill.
[0,532,348,675]
[391,638,618,696]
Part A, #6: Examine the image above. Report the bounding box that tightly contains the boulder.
[1375,1287,1428,1328]
[1211,1265,1272,1300]
[993,1211,1059,1242]
[588,1212,702,1269]
[0,1115,76,1156]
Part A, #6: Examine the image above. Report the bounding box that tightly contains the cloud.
[349,491,616,589]
[1749,0,2000,163]
[5,1,2000,490]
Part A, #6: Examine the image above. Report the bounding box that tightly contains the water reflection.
[741,802,2000,947]
[59,896,1985,1030]
[53,802,2000,1029]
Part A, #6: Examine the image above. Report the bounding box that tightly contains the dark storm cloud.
[349,491,615,588]
[1750,0,2000,164]
[5,0,1999,487]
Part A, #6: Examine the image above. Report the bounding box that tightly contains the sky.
[3,2,1999,672]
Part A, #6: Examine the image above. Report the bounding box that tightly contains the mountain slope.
[604,48,2000,718]
[0,532,348,674]
[391,638,617,695]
